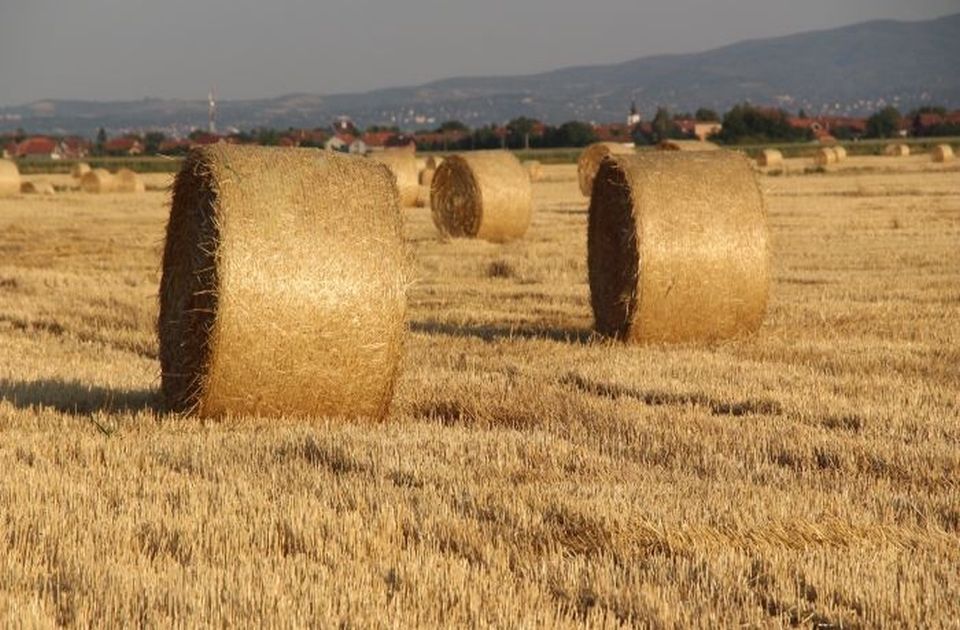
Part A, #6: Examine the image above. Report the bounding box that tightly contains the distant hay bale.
[833,146,848,161]
[20,181,55,195]
[419,167,435,187]
[71,162,91,178]
[813,147,837,166]
[757,149,783,168]
[425,156,444,170]
[415,185,430,208]
[577,142,632,197]
[656,139,721,152]
[523,160,543,182]
[370,150,419,207]
[415,157,427,172]
[932,144,955,162]
[884,144,910,157]
[431,150,532,242]
[588,151,769,343]
[80,168,116,193]
[159,144,407,418]
[0,159,21,196]
[115,168,145,193]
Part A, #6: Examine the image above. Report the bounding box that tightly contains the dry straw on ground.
[885,144,910,157]
[757,149,784,167]
[159,144,407,419]
[932,144,955,162]
[656,139,721,151]
[371,150,420,206]
[588,151,769,343]
[814,147,838,166]
[115,168,145,193]
[430,150,532,242]
[20,181,54,195]
[79,168,115,193]
[577,142,633,196]
[71,162,91,178]
[523,160,544,182]
[833,146,848,161]
[0,159,21,196]
[419,167,435,187]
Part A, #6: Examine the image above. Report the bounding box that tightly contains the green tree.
[549,121,596,147]
[95,127,107,154]
[695,108,719,122]
[716,103,810,144]
[651,107,672,142]
[865,107,901,139]
[437,120,469,134]
[506,117,538,149]
[144,131,166,154]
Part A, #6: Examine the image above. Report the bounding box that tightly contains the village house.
[14,136,63,160]
[102,136,144,156]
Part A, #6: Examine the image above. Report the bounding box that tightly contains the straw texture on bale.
[577,142,632,197]
[430,150,532,243]
[523,160,544,182]
[932,144,955,162]
[115,168,146,193]
[419,167,435,187]
[884,144,910,157]
[813,148,837,166]
[833,146,848,161]
[79,168,115,193]
[20,181,55,195]
[656,139,721,152]
[159,144,407,419]
[757,149,784,168]
[371,150,419,206]
[588,151,769,343]
[0,159,21,196]
[71,162,91,178]
[425,156,444,170]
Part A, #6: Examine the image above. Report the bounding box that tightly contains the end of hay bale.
[523,160,544,182]
[932,144,955,162]
[115,168,146,193]
[833,146,847,161]
[577,142,633,197]
[20,181,55,195]
[425,156,444,170]
[80,168,116,193]
[813,148,837,166]
[370,150,420,207]
[159,145,408,419]
[588,151,769,343]
[71,162,91,178]
[0,159,21,196]
[757,149,784,168]
[884,144,909,157]
[430,150,532,243]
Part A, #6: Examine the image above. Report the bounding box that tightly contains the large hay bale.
[20,181,55,195]
[932,144,955,163]
[0,159,21,196]
[833,146,848,161]
[813,147,837,166]
[884,144,910,157]
[115,168,145,193]
[79,168,116,193]
[430,150,532,243]
[71,162,91,178]
[370,150,419,207]
[159,145,407,418]
[656,139,721,152]
[757,149,783,168]
[523,160,544,182]
[577,142,632,197]
[419,167,435,187]
[588,151,769,343]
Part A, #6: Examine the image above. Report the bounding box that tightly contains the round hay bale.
[419,167,435,187]
[79,168,116,193]
[20,181,55,195]
[833,146,848,161]
[425,156,444,170]
[932,144,955,163]
[415,185,430,208]
[415,157,427,172]
[884,144,910,157]
[430,150,532,243]
[71,162,91,178]
[577,142,633,197]
[813,147,837,166]
[115,168,145,193]
[757,149,783,168]
[0,159,21,196]
[656,139,721,152]
[523,160,544,182]
[588,151,769,343]
[370,150,419,207]
[159,144,407,418]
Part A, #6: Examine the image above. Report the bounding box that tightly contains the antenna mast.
[208,87,217,134]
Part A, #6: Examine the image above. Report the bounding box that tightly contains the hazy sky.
[0,0,955,107]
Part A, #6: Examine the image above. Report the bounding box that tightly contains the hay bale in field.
[932,144,955,163]
[588,151,769,343]
[419,167,435,187]
[813,147,837,166]
[415,185,430,208]
[431,150,532,242]
[115,168,145,193]
[523,160,544,182]
[415,157,427,172]
[20,181,55,195]
[757,149,783,168]
[884,144,910,157]
[79,168,116,193]
[577,142,632,197]
[71,162,91,178]
[425,156,444,170]
[370,150,419,207]
[159,144,407,419]
[0,159,21,196]
[833,146,848,161]
[656,139,721,152]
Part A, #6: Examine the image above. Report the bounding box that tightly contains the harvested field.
[0,159,958,626]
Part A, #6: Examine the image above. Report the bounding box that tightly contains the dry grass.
[0,159,958,626]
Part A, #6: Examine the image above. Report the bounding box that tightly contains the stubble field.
[1,154,958,627]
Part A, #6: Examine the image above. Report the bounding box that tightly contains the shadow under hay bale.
[430,150,532,243]
[159,145,408,419]
[80,168,116,193]
[0,159,21,196]
[370,150,420,207]
[577,142,633,197]
[588,151,769,343]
